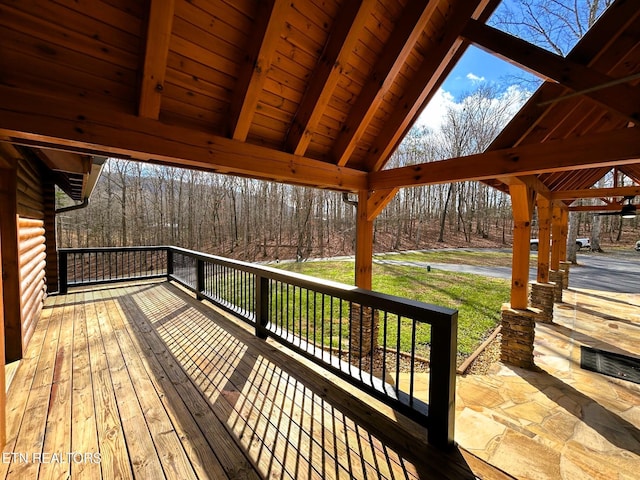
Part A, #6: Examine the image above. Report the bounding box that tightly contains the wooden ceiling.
[0,0,639,200]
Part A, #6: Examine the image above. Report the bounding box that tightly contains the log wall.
[16,159,47,352]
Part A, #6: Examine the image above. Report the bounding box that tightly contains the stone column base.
[529,282,555,323]
[500,304,538,369]
[350,304,379,358]
[559,261,571,290]
[549,270,564,302]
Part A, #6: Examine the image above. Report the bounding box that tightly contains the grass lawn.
[374,249,538,268]
[276,260,509,356]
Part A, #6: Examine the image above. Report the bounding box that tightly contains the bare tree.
[493,0,613,56]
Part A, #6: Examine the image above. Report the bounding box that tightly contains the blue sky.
[415,45,536,132]
[440,45,533,101]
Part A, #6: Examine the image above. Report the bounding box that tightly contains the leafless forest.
[57,88,638,262]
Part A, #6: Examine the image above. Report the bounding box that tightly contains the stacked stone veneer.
[349,304,379,357]
[530,282,555,323]
[500,305,538,369]
[548,270,564,302]
[559,261,571,290]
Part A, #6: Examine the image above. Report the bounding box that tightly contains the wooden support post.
[536,195,552,283]
[355,190,374,290]
[354,188,398,289]
[559,208,568,262]
[551,203,563,270]
[0,168,23,362]
[509,184,535,309]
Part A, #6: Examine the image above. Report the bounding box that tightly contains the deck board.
[87,289,135,480]
[1,280,510,479]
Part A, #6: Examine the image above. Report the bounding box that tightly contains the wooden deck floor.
[0,280,508,479]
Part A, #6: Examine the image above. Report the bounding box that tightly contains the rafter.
[487,0,640,151]
[332,0,439,167]
[138,0,175,119]
[285,0,371,156]
[461,20,640,123]
[0,86,367,192]
[369,127,640,190]
[363,0,498,172]
[229,0,290,141]
[551,186,640,200]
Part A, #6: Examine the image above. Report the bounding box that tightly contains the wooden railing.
[59,246,458,448]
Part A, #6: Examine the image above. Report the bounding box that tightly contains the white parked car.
[530,238,590,251]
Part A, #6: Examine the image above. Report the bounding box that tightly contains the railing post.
[255,275,269,339]
[196,258,205,300]
[59,250,68,294]
[427,312,457,449]
[166,248,173,280]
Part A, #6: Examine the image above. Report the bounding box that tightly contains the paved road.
[374,250,640,294]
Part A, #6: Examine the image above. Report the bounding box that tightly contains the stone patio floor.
[455,287,640,479]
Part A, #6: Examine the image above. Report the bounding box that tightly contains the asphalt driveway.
[374,250,640,294]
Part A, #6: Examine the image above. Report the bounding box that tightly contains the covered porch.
[2,279,504,480]
[3,276,639,479]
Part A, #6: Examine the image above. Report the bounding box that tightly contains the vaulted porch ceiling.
[0,0,638,199]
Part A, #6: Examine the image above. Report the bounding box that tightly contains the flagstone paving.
[455,287,640,479]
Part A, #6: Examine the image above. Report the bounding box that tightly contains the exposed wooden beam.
[551,185,640,200]
[498,175,551,199]
[229,0,290,141]
[369,127,640,190]
[366,188,398,221]
[332,0,439,167]
[139,0,175,119]
[364,0,498,172]
[285,0,371,156]
[461,20,640,123]
[0,86,367,192]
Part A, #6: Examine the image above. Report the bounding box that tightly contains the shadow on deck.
[1,280,508,479]
[455,287,640,479]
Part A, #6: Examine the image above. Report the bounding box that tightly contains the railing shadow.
[541,322,639,361]
[117,281,484,479]
[571,288,640,307]
[515,365,640,455]
[568,302,640,330]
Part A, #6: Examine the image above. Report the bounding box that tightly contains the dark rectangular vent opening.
[580,346,640,385]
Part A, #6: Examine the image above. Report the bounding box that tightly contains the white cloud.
[414,88,457,131]
[466,72,485,82]
[414,84,531,134]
